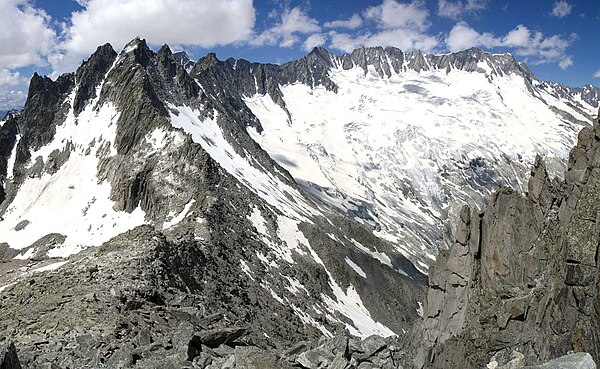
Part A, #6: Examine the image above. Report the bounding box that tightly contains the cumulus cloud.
[437,0,487,20]
[446,21,498,50]
[302,34,327,51]
[446,22,574,69]
[551,0,572,18]
[252,7,320,48]
[62,0,255,54]
[558,56,573,69]
[329,29,438,53]
[324,14,363,29]
[48,0,256,76]
[364,0,430,31]
[328,0,439,53]
[0,69,28,110]
[0,0,57,69]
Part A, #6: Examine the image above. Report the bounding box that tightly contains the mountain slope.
[0,39,425,368]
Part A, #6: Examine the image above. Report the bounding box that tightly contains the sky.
[1,0,599,111]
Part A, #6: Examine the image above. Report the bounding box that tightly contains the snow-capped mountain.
[236,46,597,270]
[0,39,427,367]
[0,37,599,367]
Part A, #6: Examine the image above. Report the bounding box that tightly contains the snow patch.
[145,127,169,151]
[13,248,34,260]
[163,199,195,229]
[284,275,308,295]
[240,259,255,281]
[5,134,21,180]
[322,282,395,338]
[291,304,333,337]
[349,238,393,270]
[276,216,309,261]
[33,261,68,273]
[345,257,367,278]
[261,282,285,304]
[248,206,269,236]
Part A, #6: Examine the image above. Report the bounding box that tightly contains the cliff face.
[407,109,600,368]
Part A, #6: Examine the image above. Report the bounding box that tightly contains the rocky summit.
[0,37,599,369]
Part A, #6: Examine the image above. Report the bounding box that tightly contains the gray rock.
[233,347,282,369]
[190,327,246,349]
[0,342,22,369]
[521,352,596,369]
[296,346,336,368]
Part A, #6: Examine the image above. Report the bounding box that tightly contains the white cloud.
[303,34,327,51]
[324,14,363,29]
[551,0,572,18]
[62,0,255,55]
[558,56,572,69]
[594,69,600,78]
[437,0,487,20]
[0,90,26,111]
[445,22,574,68]
[330,29,438,53]
[446,21,499,51]
[0,69,27,88]
[328,0,439,53]
[252,7,320,48]
[364,0,430,31]
[0,0,57,69]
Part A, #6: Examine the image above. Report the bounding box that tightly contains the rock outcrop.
[405,109,600,368]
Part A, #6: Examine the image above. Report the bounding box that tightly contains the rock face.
[404,110,600,368]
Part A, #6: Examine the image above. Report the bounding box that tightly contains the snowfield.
[245,64,596,269]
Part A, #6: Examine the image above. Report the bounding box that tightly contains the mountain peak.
[157,44,173,57]
[73,42,117,114]
[193,52,220,73]
[116,37,154,68]
[307,45,332,59]
[173,51,194,72]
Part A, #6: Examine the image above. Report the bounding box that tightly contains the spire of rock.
[73,43,117,115]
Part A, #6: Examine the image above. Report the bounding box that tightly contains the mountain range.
[0,37,599,368]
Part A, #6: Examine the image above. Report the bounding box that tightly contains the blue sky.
[1,0,599,111]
